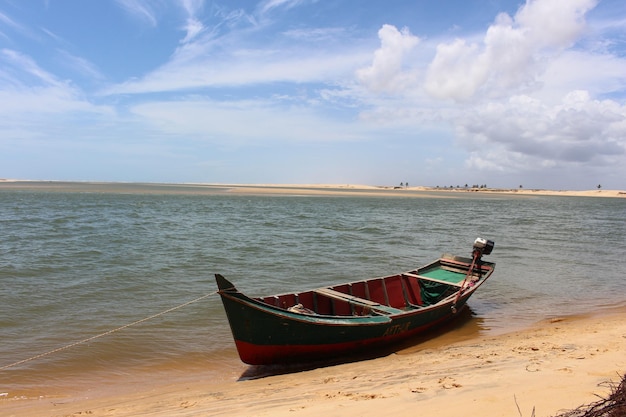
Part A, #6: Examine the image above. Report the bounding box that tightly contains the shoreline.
[1,180,624,198]
[3,308,626,417]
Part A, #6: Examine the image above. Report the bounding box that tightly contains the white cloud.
[0,50,111,117]
[114,0,158,26]
[457,91,626,172]
[0,10,24,32]
[1,48,64,87]
[0,9,40,42]
[423,38,488,101]
[57,50,105,80]
[0,85,93,115]
[539,50,626,102]
[179,0,205,43]
[102,43,369,95]
[129,97,364,145]
[515,0,597,48]
[181,17,204,43]
[258,0,306,16]
[356,25,420,94]
[180,0,204,16]
[1,0,624,187]
[348,0,625,185]
[283,27,347,42]
[424,0,598,101]
[113,0,209,43]
[100,1,369,96]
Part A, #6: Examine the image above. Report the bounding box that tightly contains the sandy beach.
[3,308,625,417]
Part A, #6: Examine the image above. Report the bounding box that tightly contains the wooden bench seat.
[314,288,402,315]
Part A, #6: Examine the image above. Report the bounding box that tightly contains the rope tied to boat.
[0,290,218,372]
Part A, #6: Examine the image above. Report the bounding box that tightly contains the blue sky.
[1,0,625,189]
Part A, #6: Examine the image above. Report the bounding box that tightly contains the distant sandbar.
[0,180,623,198]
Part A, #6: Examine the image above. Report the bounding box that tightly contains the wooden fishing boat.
[215,238,495,365]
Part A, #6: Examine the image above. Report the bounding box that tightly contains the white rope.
[0,290,218,372]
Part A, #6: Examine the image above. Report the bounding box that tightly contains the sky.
[1,0,625,189]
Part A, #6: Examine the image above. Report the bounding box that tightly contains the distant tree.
[406,182,409,188]
[519,185,523,189]
[598,184,602,189]
[400,182,404,187]
[465,184,468,189]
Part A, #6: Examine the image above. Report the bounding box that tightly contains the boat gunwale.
[218,291,394,325]
[217,259,495,323]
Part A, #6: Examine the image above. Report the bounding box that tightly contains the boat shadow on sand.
[238,306,484,381]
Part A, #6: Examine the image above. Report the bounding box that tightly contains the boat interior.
[252,257,494,317]
[255,269,467,317]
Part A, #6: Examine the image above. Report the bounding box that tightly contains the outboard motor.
[451,237,495,314]
[473,237,494,258]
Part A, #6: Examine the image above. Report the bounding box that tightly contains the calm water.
[1,183,625,395]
